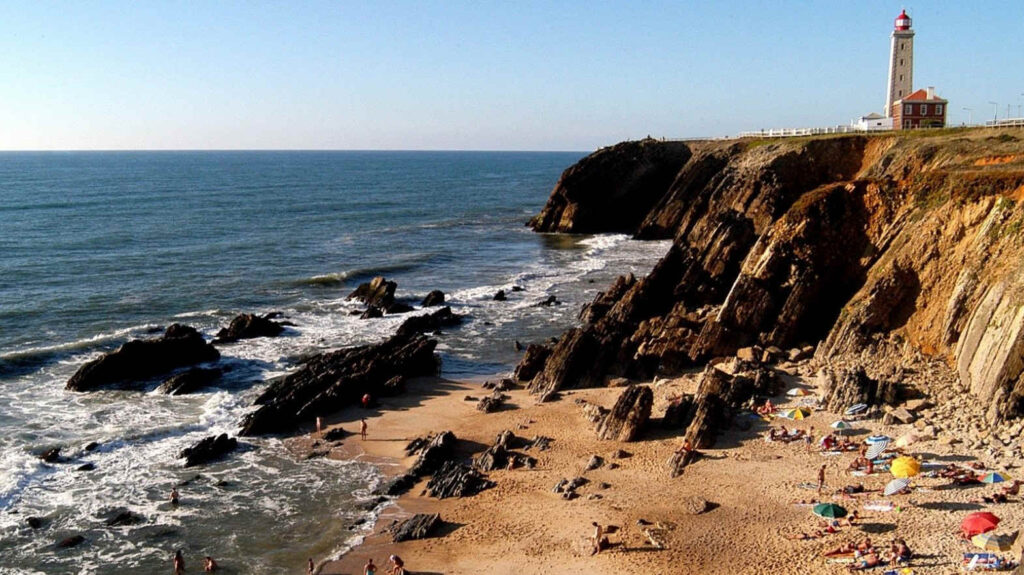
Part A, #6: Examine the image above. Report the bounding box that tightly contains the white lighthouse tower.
[885,10,914,116]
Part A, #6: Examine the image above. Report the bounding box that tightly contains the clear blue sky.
[1,1,1022,151]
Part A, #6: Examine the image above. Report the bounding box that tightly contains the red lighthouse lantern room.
[895,10,912,30]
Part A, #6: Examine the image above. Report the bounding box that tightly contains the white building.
[885,10,914,116]
[853,112,893,132]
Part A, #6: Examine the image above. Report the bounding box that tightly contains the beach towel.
[797,482,820,490]
[864,501,895,512]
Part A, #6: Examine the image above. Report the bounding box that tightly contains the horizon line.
[0,147,596,154]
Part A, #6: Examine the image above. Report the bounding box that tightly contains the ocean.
[0,151,670,574]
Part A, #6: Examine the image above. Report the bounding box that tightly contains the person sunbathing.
[786,530,824,540]
[824,542,857,556]
[842,510,860,527]
[838,484,865,495]
[848,552,881,571]
[973,492,1009,504]
[756,399,775,415]
[951,475,982,487]
[856,537,873,552]
[1002,480,1021,496]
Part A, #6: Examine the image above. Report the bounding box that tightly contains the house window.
[900,59,904,65]
[921,104,928,114]
[936,104,943,114]
[899,74,903,81]
[905,104,912,115]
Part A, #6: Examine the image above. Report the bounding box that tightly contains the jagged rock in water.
[409,431,457,477]
[476,390,507,413]
[84,442,100,452]
[421,290,445,307]
[360,307,384,320]
[238,333,437,436]
[56,535,85,549]
[596,385,653,442]
[821,366,901,413]
[157,367,222,395]
[426,461,495,499]
[103,509,143,527]
[66,324,220,391]
[179,434,238,467]
[39,448,62,463]
[395,306,463,337]
[534,295,558,307]
[529,139,693,234]
[493,289,507,301]
[513,344,551,382]
[26,517,44,529]
[385,302,414,315]
[323,427,349,441]
[390,513,441,542]
[213,313,285,344]
[347,276,397,309]
[76,463,95,472]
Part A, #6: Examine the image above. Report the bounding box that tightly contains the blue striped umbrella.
[866,435,891,445]
[845,403,868,416]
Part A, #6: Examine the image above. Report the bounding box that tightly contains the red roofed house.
[892,87,947,130]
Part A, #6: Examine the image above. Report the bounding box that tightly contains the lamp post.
[989,101,999,124]
[963,107,973,126]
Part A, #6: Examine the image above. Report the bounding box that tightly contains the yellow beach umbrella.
[890,456,921,478]
[972,532,1015,552]
[780,407,810,420]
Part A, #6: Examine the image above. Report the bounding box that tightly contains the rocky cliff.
[524,130,1024,424]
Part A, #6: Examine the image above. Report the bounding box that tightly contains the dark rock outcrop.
[421,290,446,307]
[27,517,44,529]
[395,307,464,337]
[476,390,507,413]
[103,509,143,527]
[409,431,456,477]
[821,366,901,413]
[238,333,437,436]
[347,276,397,309]
[179,434,238,467]
[67,324,219,392]
[493,289,507,301]
[426,460,496,499]
[39,448,62,464]
[596,385,653,442]
[57,534,85,549]
[474,430,536,471]
[213,313,285,344]
[323,427,350,441]
[529,139,693,234]
[390,513,441,542]
[513,344,551,382]
[157,367,222,395]
[360,307,384,320]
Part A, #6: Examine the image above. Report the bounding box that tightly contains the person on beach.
[591,521,604,555]
[170,487,180,506]
[316,416,323,439]
[362,393,372,409]
[818,464,827,494]
[203,556,218,571]
[364,557,377,575]
[387,554,405,575]
[308,557,315,574]
[360,418,368,441]
[173,549,185,574]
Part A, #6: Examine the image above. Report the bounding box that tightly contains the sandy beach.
[283,368,1024,575]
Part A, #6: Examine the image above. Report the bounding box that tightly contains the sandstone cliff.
[523,130,1024,424]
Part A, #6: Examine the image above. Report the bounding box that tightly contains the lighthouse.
[885,10,914,116]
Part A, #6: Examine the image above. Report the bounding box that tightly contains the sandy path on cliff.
[294,375,1024,575]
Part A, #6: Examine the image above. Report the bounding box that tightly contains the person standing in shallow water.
[364,557,377,575]
[170,487,180,506]
[173,549,185,574]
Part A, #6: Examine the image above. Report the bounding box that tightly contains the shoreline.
[287,364,1024,575]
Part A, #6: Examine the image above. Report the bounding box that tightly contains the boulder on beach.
[66,324,220,392]
[212,313,286,344]
[390,513,442,542]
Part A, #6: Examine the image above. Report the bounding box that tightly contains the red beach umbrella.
[961,512,1001,537]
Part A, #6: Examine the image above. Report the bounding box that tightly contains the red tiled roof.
[901,89,947,102]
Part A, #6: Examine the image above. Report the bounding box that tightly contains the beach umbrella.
[830,420,852,437]
[865,434,891,445]
[980,472,1011,484]
[787,388,813,397]
[884,478,911,496]
[890,456,921,478]
[972,532,1015,552]
[894,433,920,448]
[780,408,810,420]
[845,403,868,416]
[962,512,1001,537]
[865,439,889,460]
[812,503,848,519]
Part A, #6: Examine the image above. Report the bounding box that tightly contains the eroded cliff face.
[523,130,1024,423]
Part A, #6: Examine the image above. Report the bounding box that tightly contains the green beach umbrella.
[812,503,848,519]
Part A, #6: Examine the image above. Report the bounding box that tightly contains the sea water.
[0,151,670,574]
